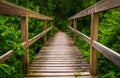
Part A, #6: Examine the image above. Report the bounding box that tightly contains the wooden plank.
[0,50,13,63]
[68,0,120,20]
[0,0,54,20]
[68,26,91,44]
[90,13,99,75]
[29,67,89,70]
[30,63,89,67]
[31,61,87,64]
[92,41,120,67]
[28,26,53,46]
[25,76,98,78]
[33,59,86,62]
[29,70,89,73]
[26,72,90,77]
[74,19,77,45]
[43,20,47,45]
[20,16,29,73]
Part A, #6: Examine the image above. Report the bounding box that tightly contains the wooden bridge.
[0,0,120,78]
[25,31,92,78]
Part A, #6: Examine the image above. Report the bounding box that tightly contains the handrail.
[0,26,53,63]
[68,0,120,76]
[28,26,53,46]
[92,41,120,66]
[68,26,120,67]
[0,50,13,63]
[69,0,120,20]
[0,0,54,20]
[0,0,54,73]
[68,26,91,44]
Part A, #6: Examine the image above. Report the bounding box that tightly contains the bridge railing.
[0,0,54,73]
[68,0,120,76]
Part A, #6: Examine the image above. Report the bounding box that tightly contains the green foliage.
[99,71,116,78]
[97,8,120,77]
[0,63,24,78]
[1,0,120,78]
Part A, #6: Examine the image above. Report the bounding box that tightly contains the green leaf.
[0,64,11,75]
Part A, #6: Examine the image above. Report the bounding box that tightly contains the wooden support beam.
[20,16,29,74]
[67,21,69,33]
[90,13,99,75]
[74,19,77,45]
[50,21,54,36]
[69,20,72,37]
[44,20,47,45]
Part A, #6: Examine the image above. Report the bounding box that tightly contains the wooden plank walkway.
[25,31,97,78]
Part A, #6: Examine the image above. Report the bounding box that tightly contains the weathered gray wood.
[0,50,13,63]
[68,0,120,20]
[90,13,99,75]
[92,41,120,67]
[20,16,29,73]
[0,0,54,20]
[68,26,91,44]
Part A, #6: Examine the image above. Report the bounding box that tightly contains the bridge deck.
[25,31,97,78]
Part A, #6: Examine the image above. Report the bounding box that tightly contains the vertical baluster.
[20,16,29,73]
[44,20,47,45]
[90,13,99,75]
[74,19,77,45]
[69,20,72,37]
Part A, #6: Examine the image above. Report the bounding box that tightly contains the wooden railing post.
[20,16,29,74]
[44,20,47,45]
[69,20,72,37]
[67,21,69,33]
[74,19,77,45]
[90,13,99,75]
[50,21,54,36]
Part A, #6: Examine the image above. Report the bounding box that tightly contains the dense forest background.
[0,0,120,78]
